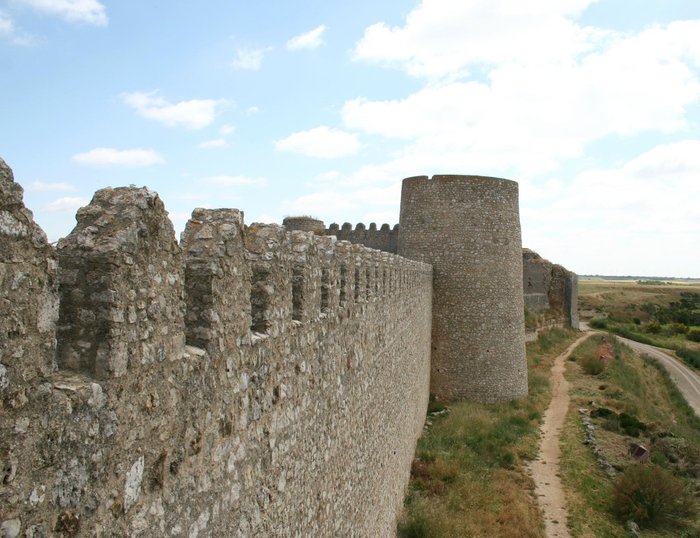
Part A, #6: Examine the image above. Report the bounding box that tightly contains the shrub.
[672,323,688,335]
[580,356,605,375]
[687,328,700,343]
[590,318,609,329]
[677,347,700,368]
[644,322,661,334]
[618,412,646,437]
[612,465,696,528]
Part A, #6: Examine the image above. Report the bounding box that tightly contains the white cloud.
[16,0,107,26]
[202,175,266,187]
[26,180,75,192]
[354,0,599,79]
[44,196,88,213]
[0,10,35,45]
[198,138,228,149]
[283,183,401,222]
[523,141,700,276]
[219,124,235,135]
[287,24,327,50]
[246,106,260,115]
[73,148,164,167]
[275,126,360,159]
[344,17,700,177]
[231,46,270,70]
[121,91,224,130]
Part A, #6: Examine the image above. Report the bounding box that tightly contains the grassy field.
[396,327,578,538]
[579,278,700,369]
[561,334,700,536]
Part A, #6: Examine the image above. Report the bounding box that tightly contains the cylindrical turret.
[398,175,527,402]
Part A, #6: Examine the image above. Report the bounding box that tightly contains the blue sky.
[1,0,699,277]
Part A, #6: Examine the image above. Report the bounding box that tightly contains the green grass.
[560,334,700,536]
[590,318,700,371]
[397,327,578,538]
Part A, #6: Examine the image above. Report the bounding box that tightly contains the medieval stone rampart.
[0,160,432,537]
[324,224,578,334]
[326,222,399,254]
[398,175,528,402]
[523,248,579,329]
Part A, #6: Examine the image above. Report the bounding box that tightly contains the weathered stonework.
[56,187,185,379]
[0,162,432,536]
[398,175,528,402]
[2,159,578,535]
[0,158,58,387]
[326,222,399,254]
[523,248,579,329]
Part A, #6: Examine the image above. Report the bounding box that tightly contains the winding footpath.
[529,333,593,538]
[530,325,700,538]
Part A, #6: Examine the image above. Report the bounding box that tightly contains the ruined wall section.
[398,175,527,402]
[326,222,399,254]
[0,159,57,392]
[522,249,579,329]
[1,176,432,537]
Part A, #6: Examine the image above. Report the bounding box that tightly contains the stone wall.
[0,165,432,537]
[398,175,528,402]
[326,222,399,254]
[323,225,579,334]
[523,248,579,329]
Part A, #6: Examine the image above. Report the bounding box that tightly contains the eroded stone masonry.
[1,160,576,536]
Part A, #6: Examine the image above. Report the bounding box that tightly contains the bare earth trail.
[529,333,593,538]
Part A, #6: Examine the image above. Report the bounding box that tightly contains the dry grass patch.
[397,328,578,538]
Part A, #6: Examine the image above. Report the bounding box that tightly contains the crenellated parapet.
[181,208,251,360]
[56,187,185,378]
[0,160,432,536]
[326,221,399,254]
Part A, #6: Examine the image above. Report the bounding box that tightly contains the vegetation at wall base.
[561,334,699,536]
[397,327,577,538]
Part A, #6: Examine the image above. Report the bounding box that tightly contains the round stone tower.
[398,175,527,402]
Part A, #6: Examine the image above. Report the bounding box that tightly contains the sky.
[1,0,699,278]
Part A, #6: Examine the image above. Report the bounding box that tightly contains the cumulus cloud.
[72,148,164,167]
[287,25,327,50]
[231,46,270,70]
[0,10,35,45]
[121,91,224,130]
[523,140,700,276]
[201,175,266,186]
[26,180,75,192]
[344,7,700,177]
[354,0,598,79]
[275,126,360,158]
[44,196,88,213]
[16,0,108,26]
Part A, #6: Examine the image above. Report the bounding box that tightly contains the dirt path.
[529,333,592,538]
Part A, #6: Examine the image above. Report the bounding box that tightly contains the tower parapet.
[398,174,527,402]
